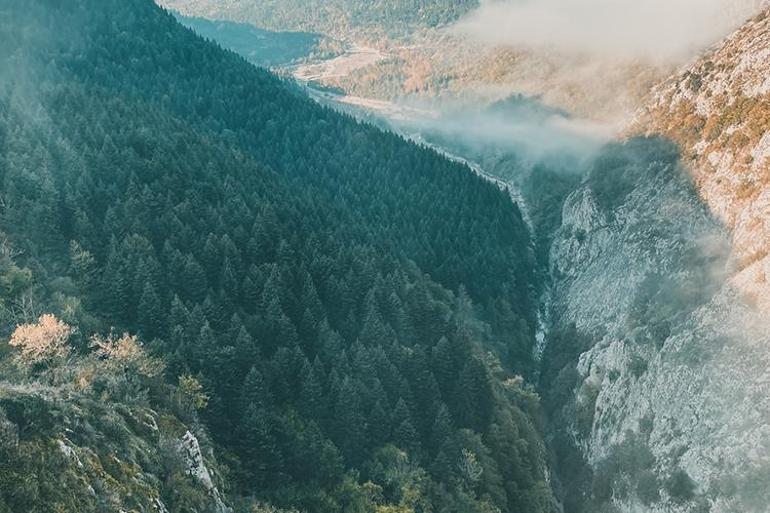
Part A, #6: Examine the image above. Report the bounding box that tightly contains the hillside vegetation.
[0,0,554,511]
[0,309,233,513]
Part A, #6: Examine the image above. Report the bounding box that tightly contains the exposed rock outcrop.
[178,430,232,513]
[634,7,770,307]
[547,136,770,512]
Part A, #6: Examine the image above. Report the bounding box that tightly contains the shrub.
[629,354,649,379]
[90,333,164,378]
[177,375,209,412]
[636,470,660,505]
[9,314,72,367]
[665,468,696,502]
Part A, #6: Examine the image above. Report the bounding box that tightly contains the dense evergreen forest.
[0,0,554,511]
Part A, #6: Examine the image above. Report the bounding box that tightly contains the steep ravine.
[537,10,770,512]
[375,16,770,508]
[405,127,770,512]
[538,136,770,513]
[167,7,770,507]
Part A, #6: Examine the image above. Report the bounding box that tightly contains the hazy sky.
[455,0,766,61]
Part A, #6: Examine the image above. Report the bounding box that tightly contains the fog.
[454,0,767,62]
[392,95,612,174]
[419,109,611,161]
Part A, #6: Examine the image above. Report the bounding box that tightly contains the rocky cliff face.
[545,134,770,512]
[401,71,770,508]
[634,7,770,307]
[542,13,770,509]
[517,8,770,512]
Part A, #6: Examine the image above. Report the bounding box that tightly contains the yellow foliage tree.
[90,333,165,378]
[9,314,72,365]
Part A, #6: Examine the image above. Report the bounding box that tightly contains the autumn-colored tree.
[9,314,72,365]
[90,332,165,378]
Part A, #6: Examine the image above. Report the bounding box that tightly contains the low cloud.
[454,0,767,61]
[393,95,612,171]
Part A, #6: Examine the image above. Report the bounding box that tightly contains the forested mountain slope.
[0,0,552,511]
[0,308,233,513]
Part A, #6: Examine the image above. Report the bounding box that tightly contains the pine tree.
[201,233,221,281]
[68,240,97,293]
[137,282,163,339]
[234,326,258,375]
[101,239,129,322]
[298,307,318,348]
[393,417,421,456]
[220,257,239,297]
[300,364,323,421]
[367,400,391,450]
[456,358,494,432]
[332,377,365,464]
[241,366,273,413]
[238,404,283,488]
[431,336,456,392]
[181,255,207,302]
[168,295,190,333]
[430,403,453,457]
[193,322,217,372]
[391,398,412,435]
[359,290,393,347]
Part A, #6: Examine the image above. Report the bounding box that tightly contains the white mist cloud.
[454,0,766,61]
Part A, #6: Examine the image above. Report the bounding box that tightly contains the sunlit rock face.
[635,8,770,308]
[548,137,770,512]
[179,431,232,513]
[548,10,770,512]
